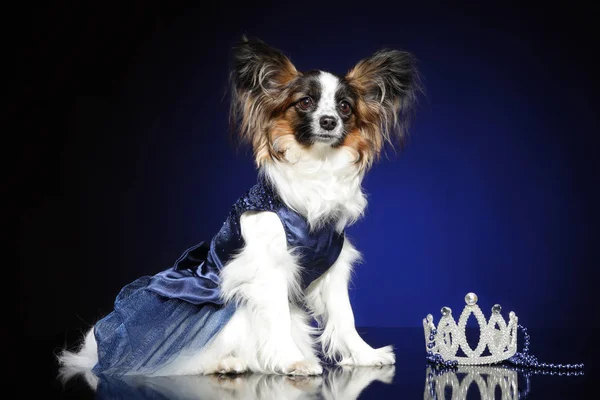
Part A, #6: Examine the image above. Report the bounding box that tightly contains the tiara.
[423,292,518,365]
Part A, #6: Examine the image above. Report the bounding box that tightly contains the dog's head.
[230,37,420,170]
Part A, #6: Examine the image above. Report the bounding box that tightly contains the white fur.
[57,328,99,389]
[311,72,344,140]
[265,140,366,231]
[58,143,393,382]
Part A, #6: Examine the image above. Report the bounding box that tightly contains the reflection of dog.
[59,37,420,377]
[323,366,395,400]
[90,366,395,400]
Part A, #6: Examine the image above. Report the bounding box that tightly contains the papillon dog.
[59,36,420,380]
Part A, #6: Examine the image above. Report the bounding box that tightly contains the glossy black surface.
[43,328,591,399]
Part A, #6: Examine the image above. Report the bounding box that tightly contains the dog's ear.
[229,37,300,162]
[345,49,421,143]
[231,36,298,96]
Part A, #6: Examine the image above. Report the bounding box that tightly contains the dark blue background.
[15,1,597,354]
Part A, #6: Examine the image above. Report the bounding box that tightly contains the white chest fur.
[262,142,367,232]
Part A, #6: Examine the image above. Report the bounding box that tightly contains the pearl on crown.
[465,292,478,305]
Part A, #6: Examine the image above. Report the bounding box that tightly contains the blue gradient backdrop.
[17,2,597,344]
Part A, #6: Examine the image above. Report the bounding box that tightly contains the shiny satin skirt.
[92,275,236,376]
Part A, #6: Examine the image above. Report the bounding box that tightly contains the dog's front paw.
[283,360,323,376]
[215,356,248,374]
[338,345,395,367]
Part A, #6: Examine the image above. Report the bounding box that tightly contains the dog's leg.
[219,211,322,375]
[290,305,320,365]
[306,239,395,366]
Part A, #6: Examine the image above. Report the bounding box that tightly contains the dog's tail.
[57,327,99,389]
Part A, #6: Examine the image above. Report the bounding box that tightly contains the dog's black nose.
[319,116,337,131]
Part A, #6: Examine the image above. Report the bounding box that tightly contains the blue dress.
[92,178,345,376]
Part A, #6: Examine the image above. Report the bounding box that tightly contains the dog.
[59,36,420,380]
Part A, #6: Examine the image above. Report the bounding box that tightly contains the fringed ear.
[229,36,299,164]
[345,49,421,152]
[231,36,298,95]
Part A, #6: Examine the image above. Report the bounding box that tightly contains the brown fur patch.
[261,116,294,164]
[338,98,385,170]
[276,59,299,86]
[247,106,302,165]
[361,99,387,144]
[341,128,374,170]
[236,79,302,166]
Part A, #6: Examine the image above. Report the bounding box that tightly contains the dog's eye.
[297,97,314,111]
[339,100,351,115]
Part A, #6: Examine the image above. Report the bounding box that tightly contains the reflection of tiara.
[424,363,585,400]
[423,293,518,365]
[424,365,522,400]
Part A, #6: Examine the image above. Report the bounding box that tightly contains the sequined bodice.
[209,179,345,289]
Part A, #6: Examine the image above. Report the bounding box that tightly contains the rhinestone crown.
[423,292,518,365]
